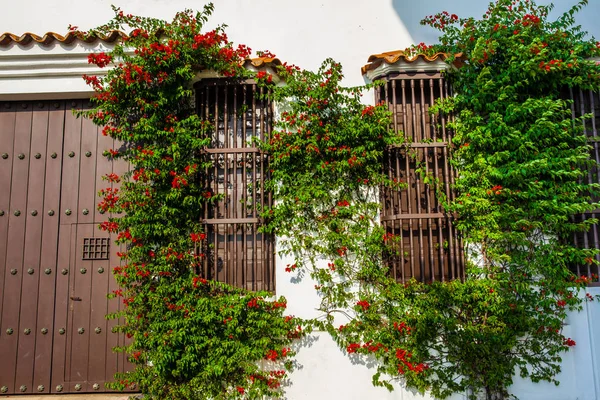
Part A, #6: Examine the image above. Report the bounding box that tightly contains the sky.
[393,0,600,45]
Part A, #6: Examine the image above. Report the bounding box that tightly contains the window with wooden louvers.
[569,87,600,283]
[377,73,465,283]
[195,80,275,291]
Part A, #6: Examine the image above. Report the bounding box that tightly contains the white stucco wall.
[282,280,600,400]
[1,1,600,399]
[285,331,467,400]
[0,0,414,90]
[508,288,600,400]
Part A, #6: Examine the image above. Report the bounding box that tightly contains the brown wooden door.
[0,101,66,395]
[0,100,130,395]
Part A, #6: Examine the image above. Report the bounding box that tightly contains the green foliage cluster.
[424,1,600,396]
[262,1,600,400]
[261,59,443,394]
[82,5,305,399]
[79,1,600,399]
[261,58,399,307]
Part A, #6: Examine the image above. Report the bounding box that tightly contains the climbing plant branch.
[80,5,307,399]
[261,1,600,400]
[79,1,600,399]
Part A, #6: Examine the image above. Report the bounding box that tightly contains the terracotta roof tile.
[0,31,283,70]
[244,57,282,68]
[361,50,464,75]
[0,30,127,46]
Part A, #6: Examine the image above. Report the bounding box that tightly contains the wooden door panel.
[0,103,33,394]
[51,100,85,394]
[64,103,98,392]
[107,140,129,382]
[32,101,66,394]
[0,102,16,394]
[86,117,114,390]
[55,102,132,393]
[0,100,131,395]
[14,102,52,394]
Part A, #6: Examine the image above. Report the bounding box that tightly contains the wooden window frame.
[194,79,275,291]
[569,87,600,285]
[377,73,465,283]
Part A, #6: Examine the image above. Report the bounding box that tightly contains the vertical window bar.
[391,80,401,282]
[429,78,445,281]
[252,84,258,291]
[578,89,590,277]
[401,79,416,279]
[410,79,426,280]
[567,87,582,277]
[589,91,600,273]
[259,86,266,288]
[241,86,248,289]
[419,79,435,281]
[442,78,459,280]
[268,90,275,289]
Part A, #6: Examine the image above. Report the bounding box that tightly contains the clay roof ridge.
[0,30,128,46]
[362,50,464,75]
[0,30,283,67]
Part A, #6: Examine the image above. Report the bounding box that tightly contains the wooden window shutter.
[195,80,275,291]
[378,74,465,283]
[569,87,600,282]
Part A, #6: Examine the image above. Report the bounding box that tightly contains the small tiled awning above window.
[0,29,282,76]
[0,30,128,100]
[361,50,464,81]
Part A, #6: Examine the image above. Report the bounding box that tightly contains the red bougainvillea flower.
[87,52,113,68]
[285,263,297,272]
[192,277,207,287]
[190,232,206,242]
[347,343,361,353]
[356,300,370,311]
[265,349,278,361]
[256,70,273,83]
[99,221,119,232]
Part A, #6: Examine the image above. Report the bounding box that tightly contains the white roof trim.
[0,41,113,100]
[364,57,450,81]
[0,41,279,100]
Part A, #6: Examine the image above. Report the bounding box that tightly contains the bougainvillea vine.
[80,4,307,399]
[77,1,600,399]
[260,1,600,400]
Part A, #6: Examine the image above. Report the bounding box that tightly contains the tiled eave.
[0,30,282,100]
[0,38,116,100]
[0,30,284,69]
[0,30,127,47]
[362,50,464,81]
